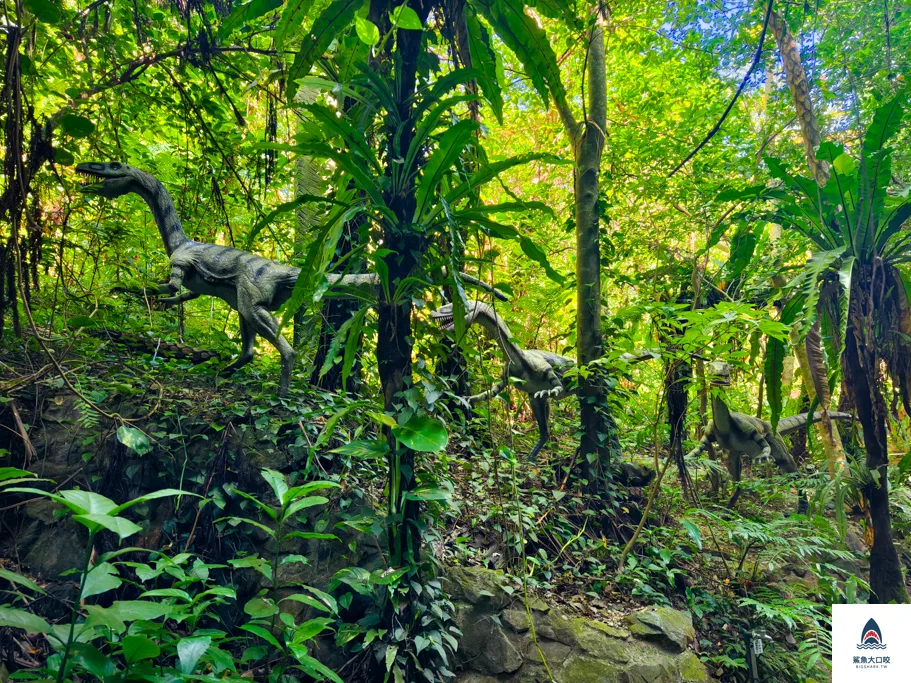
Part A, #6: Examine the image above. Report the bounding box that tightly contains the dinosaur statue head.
[430,300,496,332]
[706,360,732,386]
[75,162,156,199]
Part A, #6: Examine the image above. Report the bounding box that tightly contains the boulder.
[448,566,709,683]
[624,606,696,653]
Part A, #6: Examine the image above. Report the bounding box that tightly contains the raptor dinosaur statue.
[76,162,507,396]
[687,361,853,509]
[431,300,657,461]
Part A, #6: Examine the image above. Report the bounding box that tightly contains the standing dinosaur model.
[431,300,657,460]
[76,162,506,396]
[687,361,853,508]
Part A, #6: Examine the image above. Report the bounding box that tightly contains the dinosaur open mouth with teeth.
[430,305,457,331]
[433,313,455,331]
[75,167,104,189]
[74,163,128,193]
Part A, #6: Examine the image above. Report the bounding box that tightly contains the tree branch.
[668,0,774,178]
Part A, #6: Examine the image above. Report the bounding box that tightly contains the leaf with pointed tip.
[81,563,122,600]
[111,489,195,515]
[288,646,344,683]
[0,607,51,634]
[122,635,160,664]
[765,296,804,430]
[283,496,329,519]
[471,0,566,111]
[116,425,152,456]
[260,468,289,505]
[177,636,211,674]
[73,513,142,540]
[392,415,449,453]
[442,152,565,212]
[275,0,316,49]
[413,120,479,223]
[241,623,283,651]
[0,568,45,594]
[286,0,367,100]
[283,480,340,504]
[219,0,282,39]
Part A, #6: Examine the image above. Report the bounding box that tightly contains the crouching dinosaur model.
[431,300,657,461]
[76,162,507,396]
[688,361,853,509]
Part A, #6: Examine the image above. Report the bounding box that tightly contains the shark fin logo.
[857,618,887,650]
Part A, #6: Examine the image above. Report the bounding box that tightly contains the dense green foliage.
[2,0,911,681]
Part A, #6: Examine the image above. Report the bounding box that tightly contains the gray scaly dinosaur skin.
[431,301,656,461]
[687,361,852,508]
[77,162,507,396]
[432,300,570,460]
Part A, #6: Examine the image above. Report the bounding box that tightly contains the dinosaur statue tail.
[777,410,853,436]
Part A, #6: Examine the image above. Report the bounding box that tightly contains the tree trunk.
[375,2,427,569]
[574,20,609,491]
[844,278,909,603]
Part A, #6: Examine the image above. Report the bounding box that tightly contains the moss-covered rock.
[444,565,514,610]
[559,654,623,683]
[678,652,709,682]
[625,606,696,653]
[449,566,708,682]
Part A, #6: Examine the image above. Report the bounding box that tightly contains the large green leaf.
[857,90,909,258]
[0,568,46,594]
[726,224,757,282]
[275,0,316,49]
[441,152,565,212]
[413,119,479,224]
[800,247,845,331]
[111,489,195,515]
[116,425,152,456]
[299,103,379,172]
[392,415,449,452]
[122,635,160,664]
[105,600,172,621]
[286,0,367,100]
[73,513,142,540]
[520,236,565,285]
[765,296,804,429]
[276,203,350,332]
[219,0,282,39]
[318,306,367,384]
[24,0,61,23]
[0,607,51,634]
[58,114,95,138]
[471,0,566,112]
[81,563,122,600]
[291,617,334,644]
[177,636,211,674]
[288,646,344,683]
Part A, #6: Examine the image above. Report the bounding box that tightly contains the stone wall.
[444,566,709,683]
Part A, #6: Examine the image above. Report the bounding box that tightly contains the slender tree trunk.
[374,1,428,569]
[844,278,908,603]
[573,20,609,491]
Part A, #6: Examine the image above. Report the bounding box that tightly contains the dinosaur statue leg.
[528,397,550,461]
[246,305,296,397]
[223,317,256,374]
